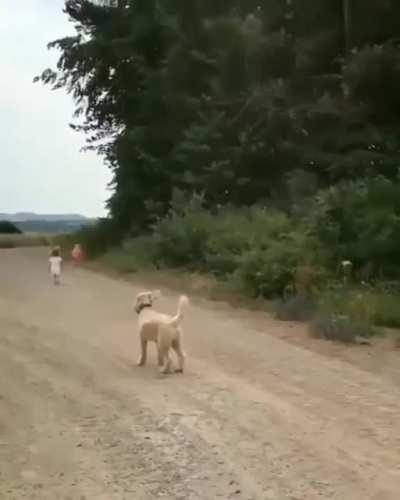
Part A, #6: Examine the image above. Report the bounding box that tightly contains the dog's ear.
[133,292,145,309]
[132,295,140,309]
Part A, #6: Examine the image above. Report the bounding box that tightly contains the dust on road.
[1,248,400,499]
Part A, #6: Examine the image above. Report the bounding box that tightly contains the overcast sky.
[0,0,111,217]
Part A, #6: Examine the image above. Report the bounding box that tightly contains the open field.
[0,233,51,249]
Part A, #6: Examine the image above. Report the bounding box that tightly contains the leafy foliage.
[275,296,316,322]
[310,316,375,344]
[37,1,400,235]
[100,195,319,298]
[309,176,400,276]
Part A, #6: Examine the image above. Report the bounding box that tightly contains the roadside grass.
[94,245,400,345]
[89,246,275,314]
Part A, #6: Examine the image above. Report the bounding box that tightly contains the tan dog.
[134,290,189,374]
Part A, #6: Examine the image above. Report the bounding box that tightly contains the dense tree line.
[38,0,400,239]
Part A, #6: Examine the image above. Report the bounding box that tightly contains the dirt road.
[1,248,400,499]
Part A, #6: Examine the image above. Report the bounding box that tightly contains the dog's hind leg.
[158,336,172,374]
[157,349,163,367]
[137,337,148,367]
[172,338,185,373]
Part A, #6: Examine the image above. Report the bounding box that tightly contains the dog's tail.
[169,295,189,326]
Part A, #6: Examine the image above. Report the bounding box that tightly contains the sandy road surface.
[1,248,400,500]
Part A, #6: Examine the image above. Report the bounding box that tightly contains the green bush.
[310,315,375,344]
[236,244,296,298]
[136,202,319,298]
[74,218,122,258]
[97,236,156,273]
[235,216,318,298]
[315,283,400,333]
[309,177,400,277]
[371,293,400,328]
[204,209,252,276]
[275,296,316,322]
[152,211,212,269]
[317,285,378,325]
[313,285,400,343]
[88,199,320,299]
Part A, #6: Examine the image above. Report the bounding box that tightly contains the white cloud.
[0,0,111,216]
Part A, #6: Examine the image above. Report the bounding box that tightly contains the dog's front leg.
[137,337,148,367]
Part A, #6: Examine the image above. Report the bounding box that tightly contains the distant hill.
[0,213,96,234]
[0,213,88,222]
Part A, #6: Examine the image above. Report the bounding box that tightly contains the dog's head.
[133,290,161,314]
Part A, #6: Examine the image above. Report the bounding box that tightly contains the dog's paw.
[174,369,184,374]
[160,367,172,375]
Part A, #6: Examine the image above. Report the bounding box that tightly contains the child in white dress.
[49,247,62,285]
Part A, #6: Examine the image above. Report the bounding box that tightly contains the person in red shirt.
[71,243,83,266]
